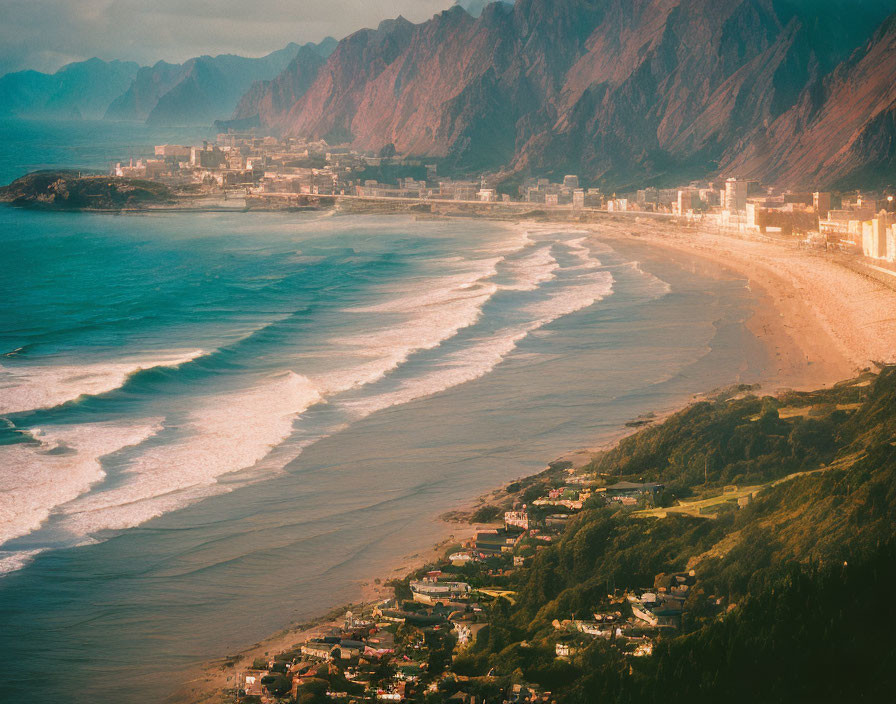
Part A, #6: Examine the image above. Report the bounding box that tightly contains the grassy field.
[633,463,839,519]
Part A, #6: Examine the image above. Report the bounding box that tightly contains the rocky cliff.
[236,0,896,189]
[230,38,337,126]
[723,12,896,189]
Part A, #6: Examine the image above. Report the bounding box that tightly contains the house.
[509,683,545,703]
[474,529,521,556]
[301,641,335,660]
[448,551,477,565]
[333,640,365,660]
[532,497,583,510]
[504,509,530,531]
[628,592,684,628]
[573,620,613,638]
[299,637,366,661]
[242,670,266,696]
[633,641,654,657]
[555,642,577,659]
[409,580,471,605]
[629,600,659,626]
[154,144,191,160]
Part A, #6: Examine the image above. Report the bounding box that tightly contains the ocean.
[0,120,771,703]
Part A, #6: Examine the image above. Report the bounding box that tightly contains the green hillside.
[445,367,896,701]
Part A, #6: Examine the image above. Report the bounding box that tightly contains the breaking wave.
[0,223,635,576]
[0,350,205,415]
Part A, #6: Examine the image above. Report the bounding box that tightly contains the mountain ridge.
[105,42,334,126]
[0,40,336,128]
[235,0,896,189]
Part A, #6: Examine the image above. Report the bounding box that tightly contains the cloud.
[0,0,454,75]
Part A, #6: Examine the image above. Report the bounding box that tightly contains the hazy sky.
[0,0,458,75]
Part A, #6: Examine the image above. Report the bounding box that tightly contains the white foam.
[327,258,504,393]
[341,269,615,418]
[0,422,162,546]
[0,231,532,569]
[0,349,205,415]
[0,224,621,574]
[335,232,612,418]
[500,245,559,291]
[55,371,322,534]
[566,236,592,262]
[0,548,46,575]
[325,228,557,397]
[470,221,535,254]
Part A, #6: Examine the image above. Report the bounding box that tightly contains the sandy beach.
[169,215,896,704]
[590,218,896,391]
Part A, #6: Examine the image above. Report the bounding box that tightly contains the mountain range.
[230,38,339,128]
[0,40,335,128]
[105,41,336,126]
[1,0,894,189]
[236,0,896,190]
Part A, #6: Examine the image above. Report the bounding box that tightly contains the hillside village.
[4,3,896,704]
[226,470,694,704]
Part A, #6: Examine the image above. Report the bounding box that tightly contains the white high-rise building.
[724,178,748,213]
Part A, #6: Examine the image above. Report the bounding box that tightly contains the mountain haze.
[0,59,139,120]
[0,42,335,128]
[105,43,326,126]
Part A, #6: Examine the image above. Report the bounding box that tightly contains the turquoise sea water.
[0,120,771,703]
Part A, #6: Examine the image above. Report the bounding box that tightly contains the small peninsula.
[0,170,174,210]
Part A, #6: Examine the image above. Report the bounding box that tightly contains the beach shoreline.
[168,215,896,704]
[594,218,896,385]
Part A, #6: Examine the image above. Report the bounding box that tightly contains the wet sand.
[591,218,896,389]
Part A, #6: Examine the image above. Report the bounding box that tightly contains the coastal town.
[0,130,885,704]
[3,127,894,704]
[5,2,896,703]
[113,130,896,272]
[204,466,715,704]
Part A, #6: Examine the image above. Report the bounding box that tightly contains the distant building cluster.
[519,175,602,208]
[636,177,895,267]
[114,132,499,203]
[668,178,895,259]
